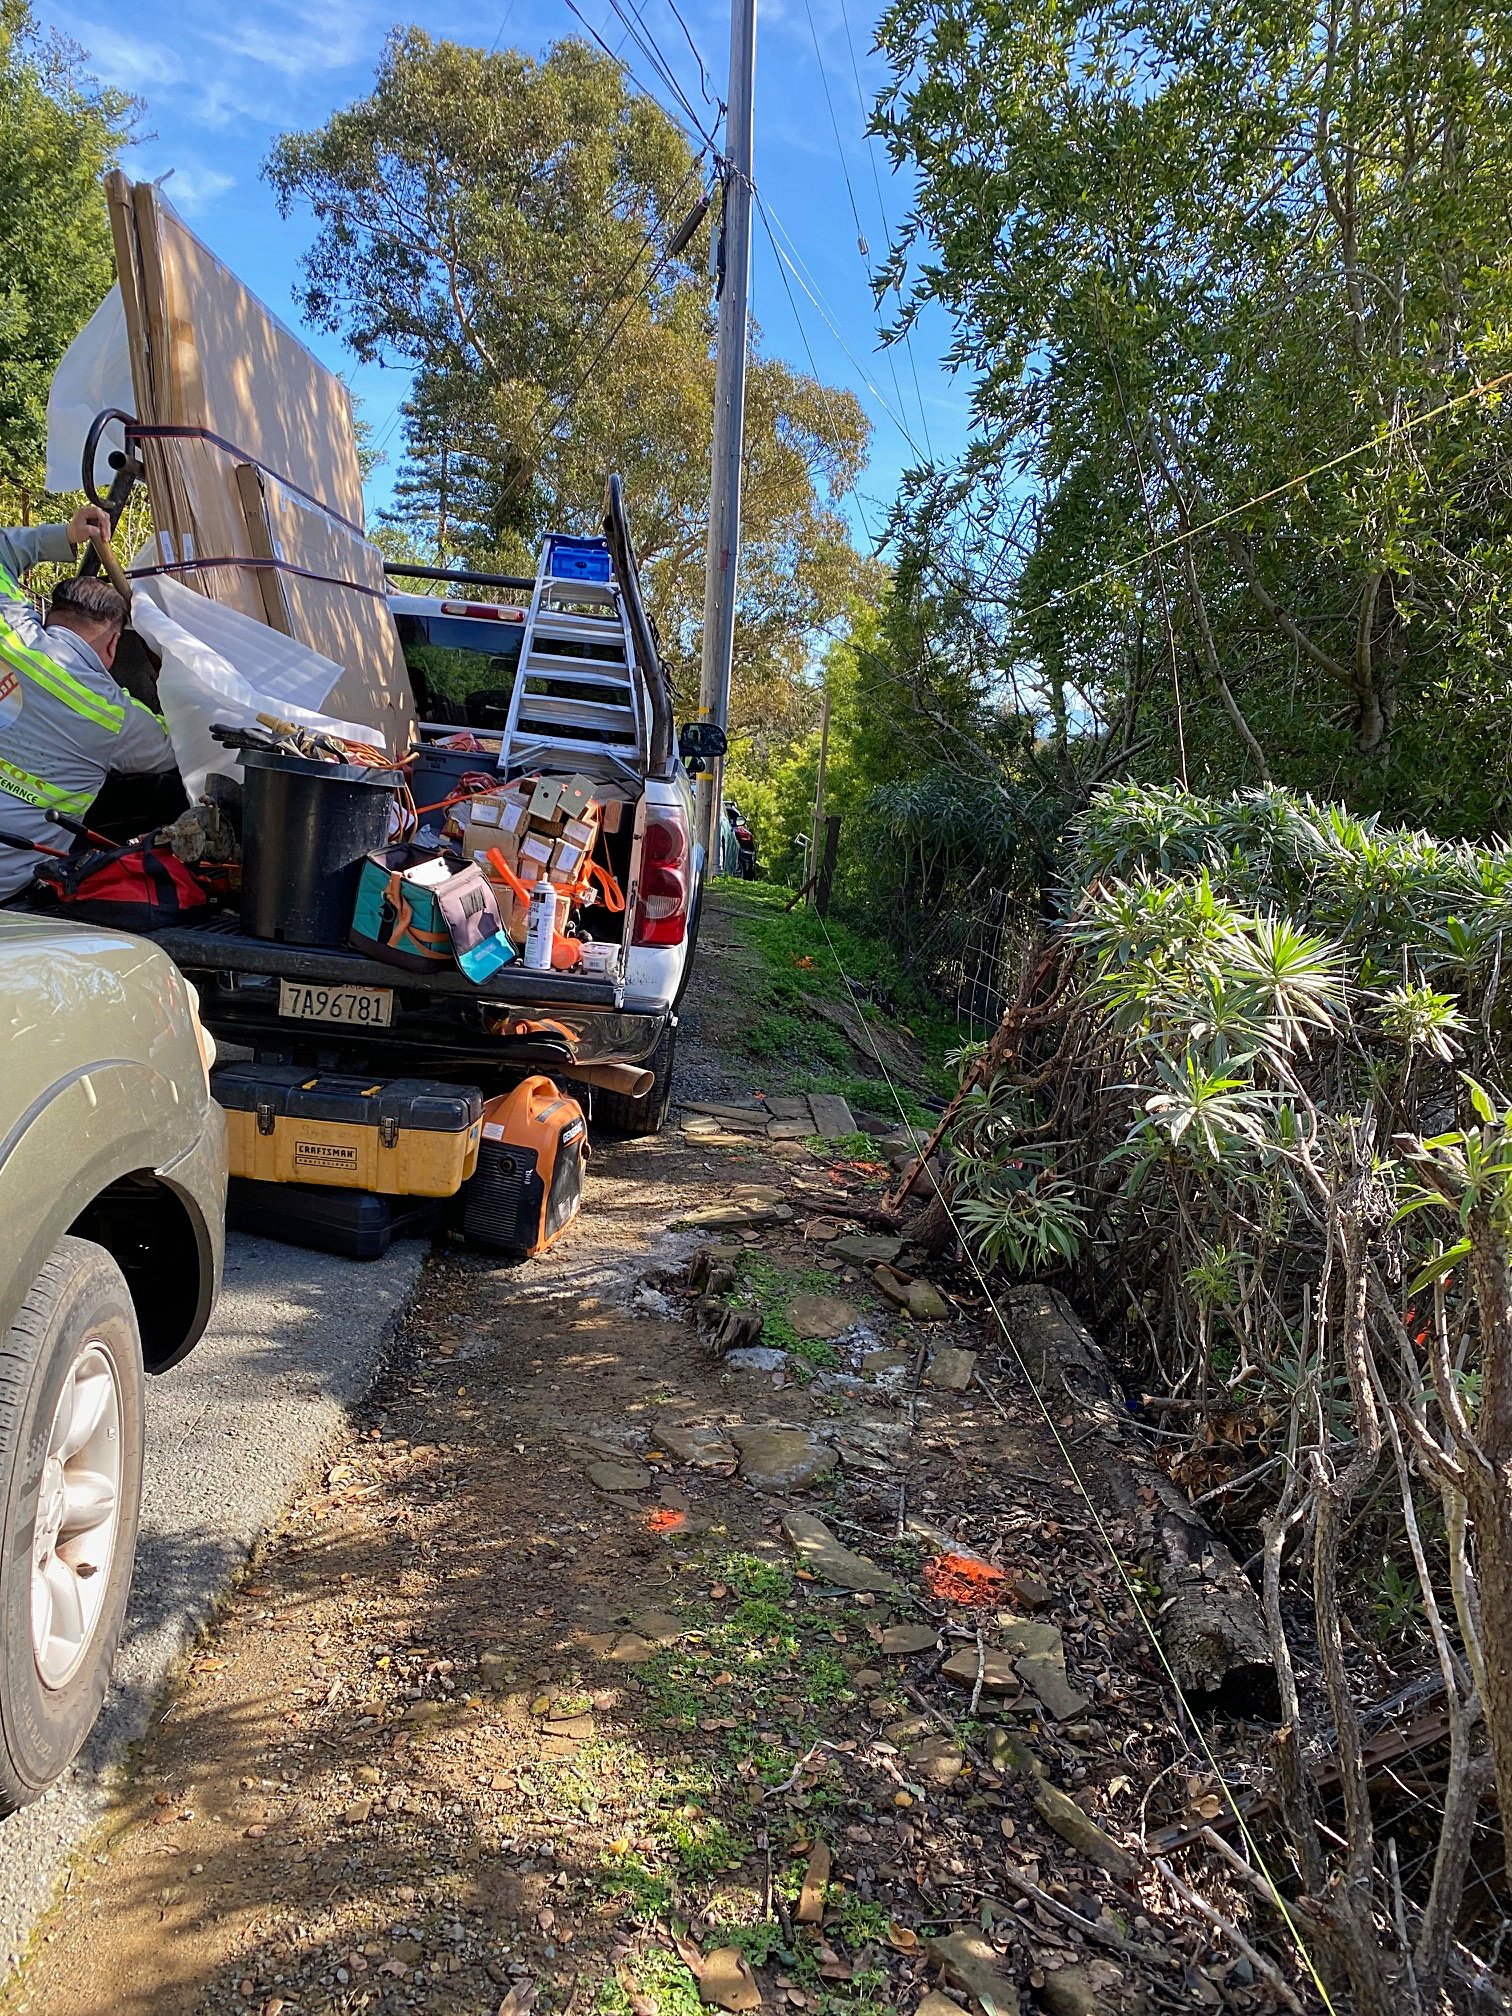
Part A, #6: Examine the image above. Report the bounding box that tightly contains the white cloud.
[156,164,235,215]
[70,21,188,94]
[206,0,379,82]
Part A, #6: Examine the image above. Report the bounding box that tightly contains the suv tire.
[0,1236,145,1814]
[584,1021,677,1138]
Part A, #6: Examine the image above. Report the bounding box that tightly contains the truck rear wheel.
[0,1237,144,1814]
[584,1022,677,1138]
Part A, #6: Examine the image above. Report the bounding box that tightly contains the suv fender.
[0,1059,225,1366]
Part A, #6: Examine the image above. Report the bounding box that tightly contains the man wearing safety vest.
[0,504,180,902]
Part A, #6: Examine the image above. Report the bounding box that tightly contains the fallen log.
[1004,1284,1276,1714]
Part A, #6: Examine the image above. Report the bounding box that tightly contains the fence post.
[815,814,842,917]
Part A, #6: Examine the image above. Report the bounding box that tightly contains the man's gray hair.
[47,576,128,635]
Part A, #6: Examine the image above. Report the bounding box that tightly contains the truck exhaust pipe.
[570,1063,654,1099]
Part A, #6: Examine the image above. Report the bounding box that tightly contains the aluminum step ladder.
[498,534,646,778]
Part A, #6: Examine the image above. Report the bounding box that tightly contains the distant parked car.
[0,915,225,1813]
[724,801,758,879]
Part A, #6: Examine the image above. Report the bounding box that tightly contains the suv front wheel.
[0,1236,145,1814]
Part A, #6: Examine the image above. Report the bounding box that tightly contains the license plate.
[278,981,394,1028]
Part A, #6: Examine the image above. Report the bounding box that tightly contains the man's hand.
[65,504,113,550]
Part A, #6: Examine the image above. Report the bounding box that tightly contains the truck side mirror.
[678,720,729,766]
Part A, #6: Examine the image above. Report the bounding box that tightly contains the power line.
[489,0,520,53]
[516,174,710,493]
[538,152,709,418]
[661,0,716,107]
[799,0,866,255]
[798,0,919,461]
[561,0,719,152]
[834,0,934,458]
[758,188,928,462]
[1018,365,1512,620]
[755,200,877,554]
[603,0,722,147]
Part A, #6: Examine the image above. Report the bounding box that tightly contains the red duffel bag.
[30,841,211,931]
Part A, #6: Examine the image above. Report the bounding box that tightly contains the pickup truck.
[134,479,720,1137]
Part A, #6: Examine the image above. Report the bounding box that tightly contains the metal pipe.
[383,563,536,592]
[570,1063,654,1098]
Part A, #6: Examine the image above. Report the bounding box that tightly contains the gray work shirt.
[0,523,177,899]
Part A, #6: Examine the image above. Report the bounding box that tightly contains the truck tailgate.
[147,917,620,1009]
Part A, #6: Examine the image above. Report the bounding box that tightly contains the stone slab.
[808,1093,858,1139]
[736,1427,837,1492]
[788,1294,862,1340]
[782,1511,895,1592]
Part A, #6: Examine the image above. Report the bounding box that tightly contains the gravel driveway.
[0,1230,425,1977]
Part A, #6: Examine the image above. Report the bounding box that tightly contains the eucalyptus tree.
[266,32,869,732]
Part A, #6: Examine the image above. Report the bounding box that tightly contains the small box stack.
[449,773,614,952]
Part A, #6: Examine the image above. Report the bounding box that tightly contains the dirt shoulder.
[2,893,1285,2016]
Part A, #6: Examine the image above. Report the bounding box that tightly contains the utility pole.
[694,0,757,859]
[808,685,831,907]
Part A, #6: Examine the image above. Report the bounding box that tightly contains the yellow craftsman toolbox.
[213,1065,483,1196]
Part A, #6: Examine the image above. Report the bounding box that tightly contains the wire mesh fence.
[900,883,1037,1042]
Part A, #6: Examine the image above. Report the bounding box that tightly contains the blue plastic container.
[546,535,613,584]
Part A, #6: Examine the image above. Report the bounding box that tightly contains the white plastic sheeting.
[44,285,134,497]
[130,571,369,800]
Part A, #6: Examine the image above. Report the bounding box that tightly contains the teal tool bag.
[349,846,454,972]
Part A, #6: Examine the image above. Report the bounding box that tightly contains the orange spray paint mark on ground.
[922,1553,1006,1608]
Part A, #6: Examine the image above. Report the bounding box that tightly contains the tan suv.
[0,912,225,1811]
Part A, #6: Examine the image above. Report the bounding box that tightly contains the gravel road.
[0,1230,426,1976]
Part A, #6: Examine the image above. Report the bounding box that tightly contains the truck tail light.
[632,804,690,946]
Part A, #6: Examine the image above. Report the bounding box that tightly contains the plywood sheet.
[105,172,414,748]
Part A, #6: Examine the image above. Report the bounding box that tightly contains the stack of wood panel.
[104,172,414,746]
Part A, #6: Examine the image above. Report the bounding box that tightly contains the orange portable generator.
[458,1076,588,1256]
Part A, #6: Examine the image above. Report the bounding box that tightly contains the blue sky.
[40,0,970,549]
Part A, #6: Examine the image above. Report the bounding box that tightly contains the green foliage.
[706,1549,793,1602]
[874,0,1512,830]
[726,592,1054,971]
[716,881,956,1114]
[1372,1556,1423,1646]
[0,2,135,492]
[811,1132,886,1162]
[597,1852,673,1924]
[946,1071,1087,1272]
[598,1948,704,2016]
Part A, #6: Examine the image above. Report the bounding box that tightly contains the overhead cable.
[834,0,934,456]
[798,0,921,459]
[758,188,928,461]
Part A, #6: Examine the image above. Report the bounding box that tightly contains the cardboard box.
[461,792,530,863]
[519,832,555,879]
[562,814,598,851]
[597,791,633,835]
[551,838,586,885]
[476,827,521,876]
[481,862,529,945]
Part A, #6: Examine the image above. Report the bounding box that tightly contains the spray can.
[524,877,557,970]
